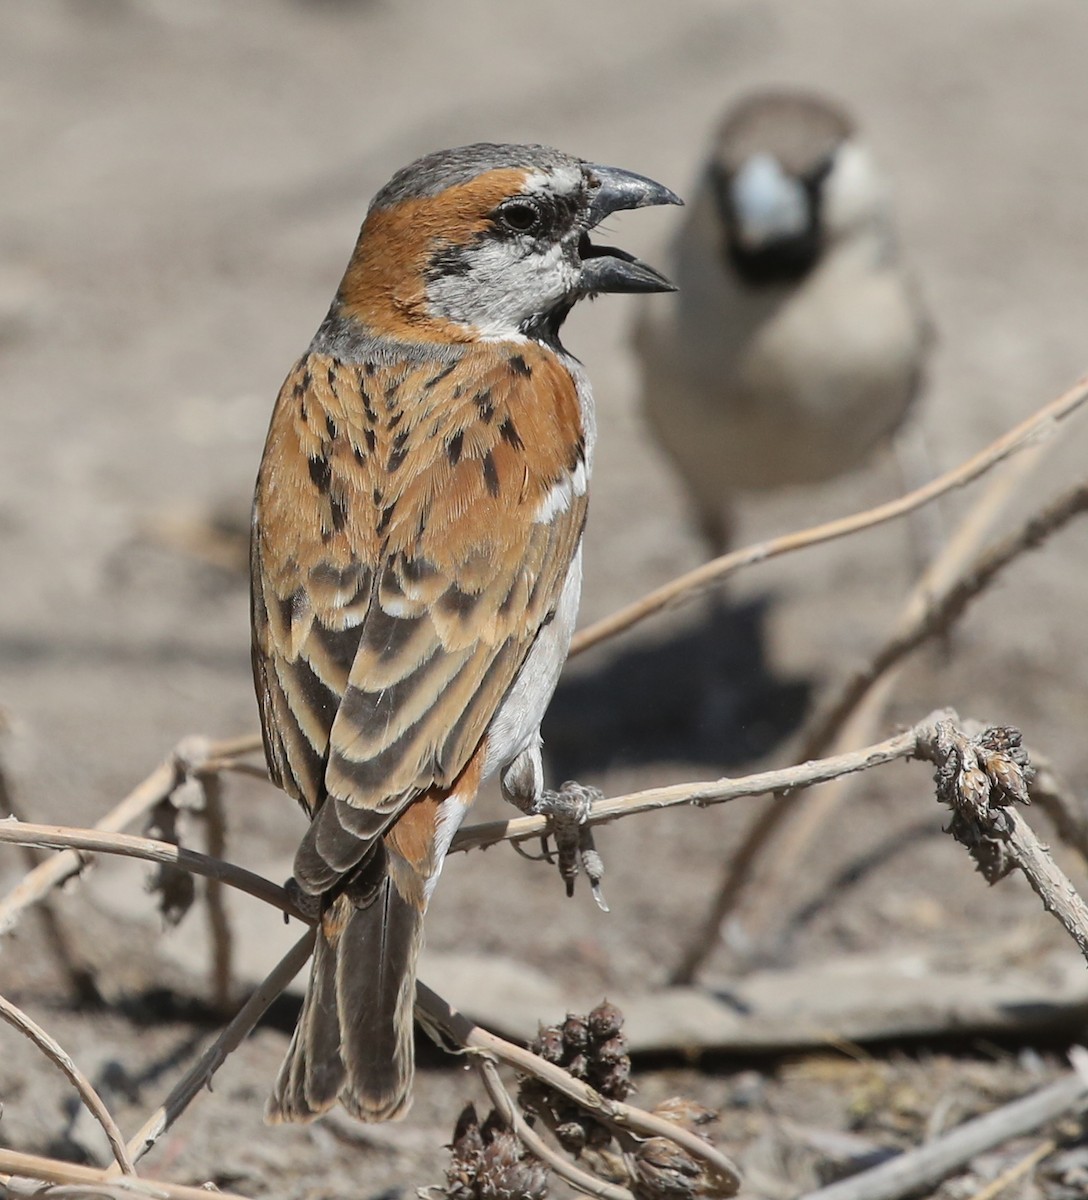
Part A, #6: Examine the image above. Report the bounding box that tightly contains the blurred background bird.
[635,89,933,554]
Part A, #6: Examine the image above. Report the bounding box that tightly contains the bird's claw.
[534,781,608,911]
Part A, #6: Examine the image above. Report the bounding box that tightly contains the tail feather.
[337,874,421,1121]
[266,875,422,1124]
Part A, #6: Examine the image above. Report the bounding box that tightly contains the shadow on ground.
[542,595,812,778]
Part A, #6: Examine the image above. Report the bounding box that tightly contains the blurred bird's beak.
[578,163,682,295]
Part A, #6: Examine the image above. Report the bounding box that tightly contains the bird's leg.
[501,743,608,910]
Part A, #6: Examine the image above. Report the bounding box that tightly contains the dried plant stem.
[799,1060,1088,1200]
[416,982,743,1197]
[0,725,925,883]
[199,773,234,1011]
[801,479,1088,765]
[0,756,179,937]
[0,758,100,1003]
[452,723,922,854]
[965,1139,1055,1200]
[987,806,1088,958]
[0,1147,251,1200]
[475,1057,634,1200]
[569,374,1088,658]
[0,730,259,941]
[1030,754,1088,869]
[0,822,304,918]
[0,992,135,1175]
[670,467,1086,983]
[116,928,315,1171]
[918,717,1088,962]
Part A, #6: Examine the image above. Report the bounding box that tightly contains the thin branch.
[0,726,924,877]
[0,822,305,920]
[0,1148,251,1200]
[199,773,234,1011]
[0,756,179,938]
[475,1057,634,1200]
[451,723,923,854]
[799,1059,1088,1200]
[0,992,135,1175]
[669,471,1087,983]
[0,746,100,1003]
[416,982,743,1198]
[801,481,1088,763]
[1025,753,1088,871]
[569,374,1088,657]
[919,718,1088,963]
[117,929,315,1171]
[965,1139,1054,1200]
[0,733,263,941]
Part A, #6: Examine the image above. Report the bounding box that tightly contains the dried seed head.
[477,1131,548,1200]
[531,1023,565,1065]
[553,1119,588,1153]
[589,1057,632,1101]
[633,1137,702,1200]
[565,1052,590,1080]
[588,1000,625,1042]
[446,1103,485,1196]
[562,1013,590,1053]
[595,1034,629,1065]
[517,1078,551,1118]
[958,765,990,816]
[986,753,1030,805]
[584,1118,614,1149]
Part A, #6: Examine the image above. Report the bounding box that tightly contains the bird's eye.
[499,201,542,234]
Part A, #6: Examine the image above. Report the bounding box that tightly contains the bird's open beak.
[578,164,682,295]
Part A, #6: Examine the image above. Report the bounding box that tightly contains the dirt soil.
[3,2,1088,1197]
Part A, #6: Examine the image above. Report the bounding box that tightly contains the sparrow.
[250,143,679,1123]
[635,89,931,550]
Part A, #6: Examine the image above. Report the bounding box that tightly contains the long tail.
[266,864,422,1124]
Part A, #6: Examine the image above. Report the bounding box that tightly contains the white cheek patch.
[426,235,577,339]
[821,141,890,237]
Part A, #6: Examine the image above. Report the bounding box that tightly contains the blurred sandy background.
[3,1,1088,1195]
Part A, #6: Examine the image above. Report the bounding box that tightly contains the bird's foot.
[533,781,608,911]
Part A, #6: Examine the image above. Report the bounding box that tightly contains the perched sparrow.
[250,143,679,1123]
[635,90,931,550]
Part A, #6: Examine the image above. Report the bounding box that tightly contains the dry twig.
[965,1139,1055,1200]
[569,374,1088,657]
[199,772,234,1011]
[450,724,922,854]
[799,1054,1088,1200]
[669,472,1088,983]
[0,1147,251,1200]
[920,717,1088,962]
[475,1059,630,1200]
[117,929,315,1170]
[0,736,100,1002]
[416,983,743,1198]
[0,822,305,919]
[0,991,135,1175]
[0,733,258,941]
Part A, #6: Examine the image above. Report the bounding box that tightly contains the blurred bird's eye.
[498,201,542,234]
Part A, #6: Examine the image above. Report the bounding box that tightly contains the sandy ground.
[3,1,1088,1197]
